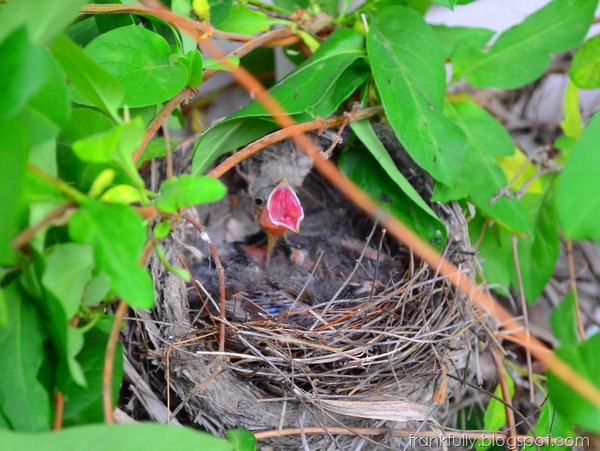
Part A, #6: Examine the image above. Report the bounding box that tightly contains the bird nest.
[130,125,485,449]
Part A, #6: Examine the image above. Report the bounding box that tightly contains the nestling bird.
[253,178,304,264]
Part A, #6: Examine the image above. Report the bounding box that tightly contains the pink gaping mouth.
[265,179,304,233]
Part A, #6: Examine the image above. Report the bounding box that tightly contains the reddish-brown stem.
[491,349,516,450]
[103,241,155,423]
[103,300,128,424]
[12,202,75,250]
[208,106,382,178]
[52,391,64,430]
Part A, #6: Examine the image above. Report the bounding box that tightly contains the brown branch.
[80,4,213,39]
[103,241,155,423]
[52,391,64,430]
[12,202,75,250]
[491,349,517,450]
[103,300,128,424]
[208,106,382,178]
[183,214,226,354]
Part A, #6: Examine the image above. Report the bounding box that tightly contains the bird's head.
[253,179,304,261]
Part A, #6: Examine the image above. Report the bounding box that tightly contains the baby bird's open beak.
[254,179,304,262]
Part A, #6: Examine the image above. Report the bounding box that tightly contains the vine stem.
[491,349,517,450]
[103,240,155,423]
[208,107,382,179]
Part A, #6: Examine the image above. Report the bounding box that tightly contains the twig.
[208,106,382,179]
[511,235,534,404]
[12,202,75,250]
[565,239,586,340]
[27,164,87,203]
[103,300,129,424]
[103,241,155,423]
[491,349,517,450]
[52,391,64,430]
[183,214,226,354]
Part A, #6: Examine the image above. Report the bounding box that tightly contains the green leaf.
[561,80,583,139]
[36,244,94,387]
[68,200,154,309]
[0,423,233,450]
[0,118,29,265]
[431,25,494,60]
[57,108,115,191]
[367,6,467,185]
[82,275,111,307]
[156,175,227,213]
[83,25,188,108]
[274,0,308,13]
[191,29,367,175]
[435,101,531,235]
[42,244,94,319]
[340,146,446,249]
[453,0,598,88]
[0,283,51,432]
[154,220,171,239]
[209,0,233,25]
[226,429,257,451]
[203,55,240,72]
[548,333,600,433]
[15,56,70,144]
[347,120,446,246]
[431,0,456,9]
[523,400,577,451]
[0,26,51,119]
[557,110,600,243]
[479,370,515,449]
[0,0,87,44]
[512,181,559,303]
[50,34,124,121]
[100,185,147,205]
[468,213,512,292]
[550,292,581,348]
[72,118,146,189]
[63,317,122,426]
[570,34,600,89]
[217,5,287,35]
[183,49,203,87]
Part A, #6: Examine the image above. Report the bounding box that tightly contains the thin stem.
[103,300,128,424]
[491,349,517,450]
[12,202,76,250]
[28,164,87,203]
[565,238,586,340]
[511,235,535,404]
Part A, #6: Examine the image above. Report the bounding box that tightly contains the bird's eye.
[254,197,265,206]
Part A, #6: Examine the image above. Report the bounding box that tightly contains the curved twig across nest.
[133,127,484,449]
